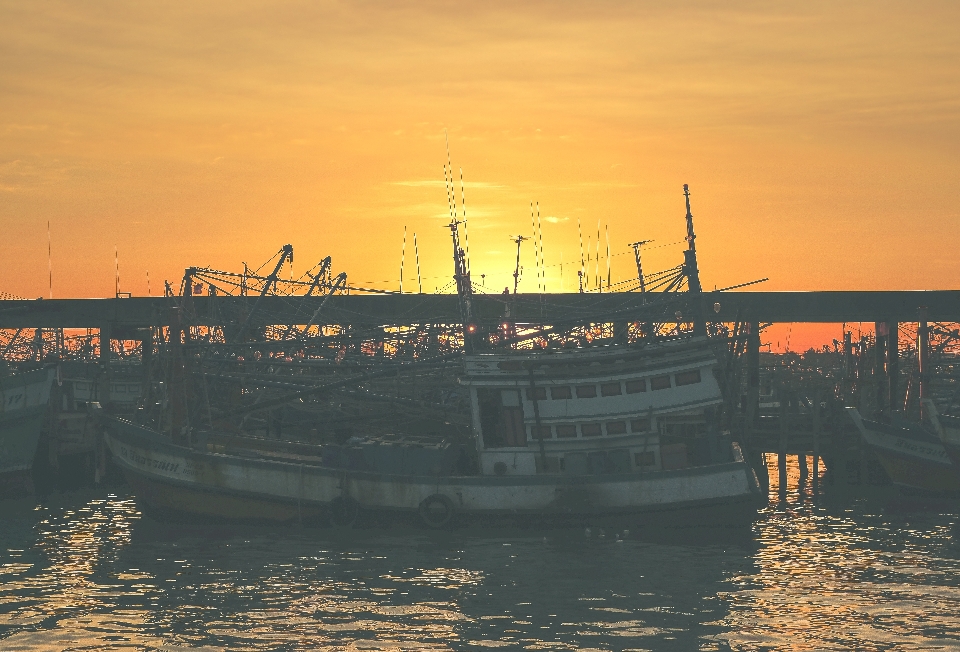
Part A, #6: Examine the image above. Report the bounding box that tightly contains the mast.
[448,218,476,352]
[682,184,706,336]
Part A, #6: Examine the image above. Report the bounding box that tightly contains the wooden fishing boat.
[102,336,762,527]
[846,407,960,492]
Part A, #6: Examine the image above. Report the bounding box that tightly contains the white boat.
[102,336,762,527]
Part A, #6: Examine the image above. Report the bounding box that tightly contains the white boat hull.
[104,418,762,526]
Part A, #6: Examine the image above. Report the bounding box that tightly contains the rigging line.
[537,202,545,295]
[605,224,611,291]
[415,232,422,294]
[400,226,406,294]
[578,218,585,294]
[530,203,539,294]
[47,220,52,299]
[595,219,601,293]
[460,167,469,273]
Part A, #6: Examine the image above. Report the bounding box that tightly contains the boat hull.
[104,418,763,526]
[847,408,960,493]
[0,369,55,497]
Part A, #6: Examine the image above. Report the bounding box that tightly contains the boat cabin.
[459,337,724,476]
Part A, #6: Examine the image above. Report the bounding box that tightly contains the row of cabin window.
[528,418,651,440]
[523,369,701,401]
[534,449,658,474]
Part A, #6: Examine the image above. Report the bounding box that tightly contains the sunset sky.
[1,2,958,348]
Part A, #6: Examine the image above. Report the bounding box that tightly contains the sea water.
[1,459,959,651]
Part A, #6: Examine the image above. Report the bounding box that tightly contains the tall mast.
[448,218,475,352]
[682,184,706,336]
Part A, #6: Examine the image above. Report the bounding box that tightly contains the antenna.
[47,221,53,299]
[400,226,406,293]
[147,270,151,297]
[114,245,120,297]
[414,232,422,294]
[510,234,529,295]
[628,239,653,297]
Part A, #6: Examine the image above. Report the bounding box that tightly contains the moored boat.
[846,407,960,493]
[0,367,56,496]
[102,334,763,527]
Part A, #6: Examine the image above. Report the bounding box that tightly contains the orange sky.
[1,2,958,350]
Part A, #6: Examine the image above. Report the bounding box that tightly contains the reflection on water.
[1,463,959,651]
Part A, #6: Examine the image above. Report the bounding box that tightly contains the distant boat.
[102,336,763,527]
[846,406,960,493]
[0,367,55,496]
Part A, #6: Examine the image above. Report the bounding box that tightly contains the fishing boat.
[846,406,960,492]
[0,367,56,496]
[101,334,762,527]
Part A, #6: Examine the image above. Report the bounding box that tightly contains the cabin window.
[635,451,656,467]
[650,375,672,391]
[576,385,597,398]
[630,418,650,432]
[625,379,646,393]
[556,425,577,438]
[605,421,627,435]
[581,423,602,437]
[529,425,552,439]
[477,388,528,448]
[675,369,702,386]
[550,386,572,400]
[525,387,547,401]
[600,382,622,397]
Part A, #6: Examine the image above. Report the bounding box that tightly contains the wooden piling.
[746,322,768,495]
[778,389,788,505]
[812,389,821,499]
[887,321,899,412]
[918,307,929,418]
[875,321,887,416]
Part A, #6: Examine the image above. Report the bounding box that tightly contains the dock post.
[875,322,887,417]
[812,389,821,499]
[778,389,788,506]
[887,322,899,412]
[918,307,929,419]
[746,322,768,496]
[141,328,153,409]
[98,322,112,405]
[842,331,853,403]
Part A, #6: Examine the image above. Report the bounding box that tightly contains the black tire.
[329,495,358,528]
[418,493,455,529]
